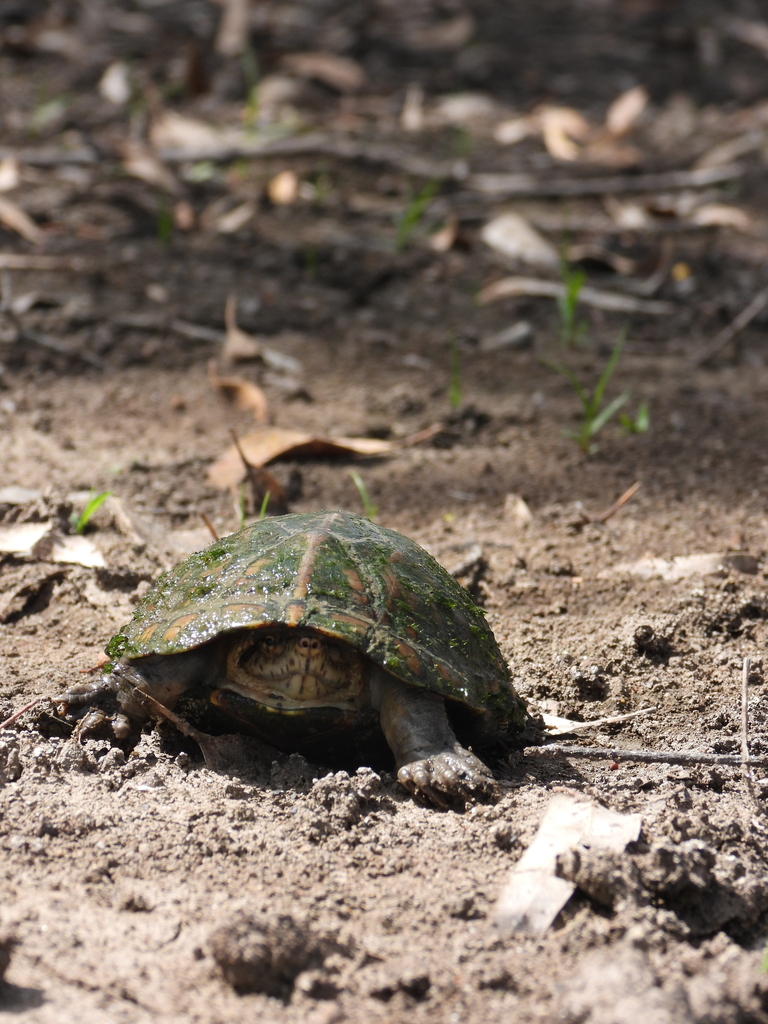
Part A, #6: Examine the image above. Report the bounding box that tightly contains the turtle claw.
[397,749,500,808]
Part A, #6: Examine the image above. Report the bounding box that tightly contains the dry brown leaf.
[428,218,457,252]
[0,197,42,244]
[539,106,591,161]
[604,85,648,137]
[401,82,425,132]
[600,552,758,581]
[280,52,366,93]
[150,111,224,154]
[215,200,256,234]
[118,139,180,194]
[99,61,131,105]
[208,362,269,425]
[268,170,299,205]
[688,203,752,231]
[581,138,643,169]
[173,200,195,231]
[0,156,20,193]
[208,429,397,489]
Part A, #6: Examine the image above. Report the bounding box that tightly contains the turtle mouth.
[223,628,367,710]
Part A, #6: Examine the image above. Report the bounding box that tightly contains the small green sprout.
[395,179,439,252]
[185,160,217,183]
[349,471,378,520]
[258,491,271,520]
[304,245,317,278]
[557,262,588,349]
[157,206,173,244]
[449,334,462,410]
[545,333,629,455]
[619,401,650,435]
[70,490,113,535]
[30,95,70,134]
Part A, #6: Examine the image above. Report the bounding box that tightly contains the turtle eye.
[259,634,282,655]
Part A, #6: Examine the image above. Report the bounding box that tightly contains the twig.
[199,511,220,542]
[477,276,674,315]
[525,743,768,768]
[469,163,745,198]
[690,285,768,367]
[544,706,655,736]
[0,697,44,730]
[742,656,751,779]
[0,145,97,166]
[18,327,104,369]
[593,482,641,524]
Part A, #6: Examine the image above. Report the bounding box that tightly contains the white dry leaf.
[0,522,51,554]
[119,140,180,194]
[401,82,425,133]
[432,92,498,127]
[99,61,131,105]
[493,795,642,936]
[268,169,298,205]
[604,85,649,137]
[280,52,366,93]
[477,276,674,314]
[540,106,591,161]
[688,203,751,231]
[494,115,536,146]
[0,156,20,193]
[215,201,256,234]
[150,111,225,156]
[45,535,106,568]
[0,197,43,244]
[480,212,559,269]
[503,492,533,527]
[603,195,651,230]
[601,552,757,581]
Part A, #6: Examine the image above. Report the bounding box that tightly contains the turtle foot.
[397,748,500,808]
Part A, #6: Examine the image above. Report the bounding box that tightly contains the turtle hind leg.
[370,669,500,807]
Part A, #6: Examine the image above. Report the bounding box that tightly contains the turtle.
[63,510,528,806]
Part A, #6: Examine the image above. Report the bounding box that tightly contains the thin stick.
[524,743,768,768]
[593,481,641,525]
[0,697,43,730]
[199,511,220,541]
[741,657,751,778]
[0,253,90,271]
[690,285,768,368]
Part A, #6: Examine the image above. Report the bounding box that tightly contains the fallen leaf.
[208,429,399,489]
[688,203,751,231]
[208,362,269,425]
[481,212,559,269]
[0,197,43,244]
[402,13,474,52]
[222,293,262,362]
[539,106,591,162]
[229,430,288,513]
[99,61,131,105]
[604,85,648,136]
[493,115,536,146]
[280,52,366,93]
[600,551,758,581]
[581,138,643,169]
[173,200,195,231]
[214,200,256,234]
[721,16,768,57]
[117,139,180,194]
[31,532,106,568]
[0,522,51,554]
[268,170,299,205]
[429,218,457,252]
[503,493,533,526]
[432,92,498,127]
[0,486,41,505]
[493,795,641,936]
[694,130,764,170]
[0,156,20,193]
[150,111,225,154]
[401,82,425,132]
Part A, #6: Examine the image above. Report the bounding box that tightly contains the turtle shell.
[107,511,526,738]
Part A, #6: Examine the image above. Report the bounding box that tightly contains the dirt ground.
[2,2,768,1022]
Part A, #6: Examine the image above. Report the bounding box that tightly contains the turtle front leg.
[370,670,500,807]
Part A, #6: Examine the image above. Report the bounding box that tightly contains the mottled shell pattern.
[107,511,527,738]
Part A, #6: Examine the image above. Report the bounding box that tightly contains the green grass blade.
[589,390,630,436]
[71,490,113,534]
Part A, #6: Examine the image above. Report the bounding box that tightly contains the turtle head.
[224,627,366,708]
